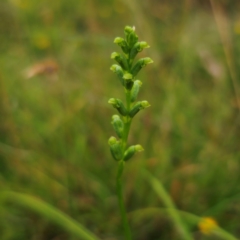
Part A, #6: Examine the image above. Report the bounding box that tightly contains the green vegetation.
[109,26,152,240]
[1,0,240,239]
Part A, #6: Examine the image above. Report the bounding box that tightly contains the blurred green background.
[1,0,240,239]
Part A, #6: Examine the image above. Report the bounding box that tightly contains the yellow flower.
[198,217,218,235]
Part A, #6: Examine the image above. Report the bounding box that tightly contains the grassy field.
[1,0,240,239]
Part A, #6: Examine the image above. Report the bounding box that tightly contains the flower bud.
[114,37,129,54]
[123,73,133,81]
[130,80,142,102]
[124,26,138,49]
[123,144,144,161]
[108,98,128,116]
[129,41,150,60]
[131,57,153,77]
[123,72,133,90]
[129,100,150,118]
[124,26,134,35]
[108,136,123,161]
[111,115,124,138]
[110,64,124,86]
[111,52,129,70]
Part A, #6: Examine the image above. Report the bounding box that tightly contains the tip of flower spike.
[124,26,135,34]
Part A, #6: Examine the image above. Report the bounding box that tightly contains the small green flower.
[114,37,129,54]
[110,64,124,86]
[108,136,123,161]
[129,41,150,60]
[131,57,153,77]
[111,52,129,70]
[123,145,144,161]
[130,80,142,102]
[129,100,151,118]
[108,98,127,116]
[111,115,124,138]
[124,26,138,49]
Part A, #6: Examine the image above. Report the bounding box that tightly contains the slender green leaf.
[0,191,101,240]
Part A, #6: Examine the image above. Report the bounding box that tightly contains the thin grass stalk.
[144,171,193,240]
[0,191,100,240]
[210,0,240,109]
[130,207,238,240]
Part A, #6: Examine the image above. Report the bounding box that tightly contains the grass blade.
[130,207,238,240]
[143,170,193,240]
[0,191,101,240]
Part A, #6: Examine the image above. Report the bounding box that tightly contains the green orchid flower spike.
[108,26,153,240]
[109,26,152,162]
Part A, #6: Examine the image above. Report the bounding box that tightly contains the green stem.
[122,119,132,150]
[122,89,132,149]
[116,89,133,240]
[116,161,132,240]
